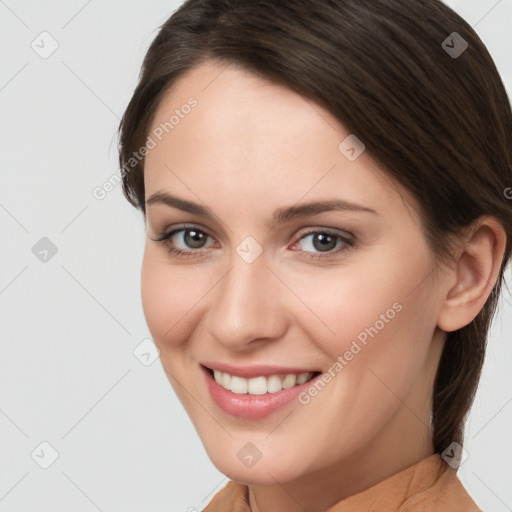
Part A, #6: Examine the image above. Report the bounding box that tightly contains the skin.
[140,60,506,512]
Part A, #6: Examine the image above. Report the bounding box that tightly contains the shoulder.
[403,463,481,512]
[327,454,482,512]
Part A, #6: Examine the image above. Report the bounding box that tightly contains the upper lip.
[201,362,320,379]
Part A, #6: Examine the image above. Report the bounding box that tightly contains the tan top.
[203,454,481,511]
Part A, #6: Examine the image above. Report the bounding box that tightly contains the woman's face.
[141,60,448,484]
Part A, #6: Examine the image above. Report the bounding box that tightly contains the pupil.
[313,233,336,252]
[185,230,205,249]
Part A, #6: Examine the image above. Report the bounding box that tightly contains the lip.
[201,364,322,419]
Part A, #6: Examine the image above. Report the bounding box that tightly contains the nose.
[204,247,289,351]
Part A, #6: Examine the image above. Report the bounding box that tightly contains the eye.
[291,230,354,259]
[151,225,355,260]
[151,225,216,258]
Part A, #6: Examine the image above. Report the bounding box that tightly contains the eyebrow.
[145,191,378,224]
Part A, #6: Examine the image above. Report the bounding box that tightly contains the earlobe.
[438,216,506,333]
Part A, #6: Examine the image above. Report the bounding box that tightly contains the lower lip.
[202,365,320,419]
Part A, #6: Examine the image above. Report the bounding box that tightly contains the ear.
[437,216,507,333]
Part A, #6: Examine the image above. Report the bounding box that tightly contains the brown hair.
[118,0,512,456]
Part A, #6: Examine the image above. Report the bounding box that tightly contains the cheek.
[303,242,437,367]
[140,247,200,347]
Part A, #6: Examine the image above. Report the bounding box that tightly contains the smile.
[212,369,316,395]
[201,364,322,419]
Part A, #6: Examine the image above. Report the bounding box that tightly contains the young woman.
[117,0,512,510]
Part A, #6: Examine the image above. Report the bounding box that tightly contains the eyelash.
[151,224,355,260]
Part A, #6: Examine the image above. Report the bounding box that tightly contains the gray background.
[0,1,511,510]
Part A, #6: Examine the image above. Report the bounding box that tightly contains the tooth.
[230,375,248,394]
[282,374,297,389]
[213,369,315,394]
[297,372,310,385]
[247,376,267,395]
[267,375,283,393]
[221,372,231,390]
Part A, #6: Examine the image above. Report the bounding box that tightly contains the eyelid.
[151,223,214,242]
[294,225,354,241]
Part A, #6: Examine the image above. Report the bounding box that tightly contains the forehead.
[143,60,414,222]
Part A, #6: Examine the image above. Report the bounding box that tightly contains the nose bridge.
[206,243,286,348]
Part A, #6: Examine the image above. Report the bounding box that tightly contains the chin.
[203,442,313,485]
